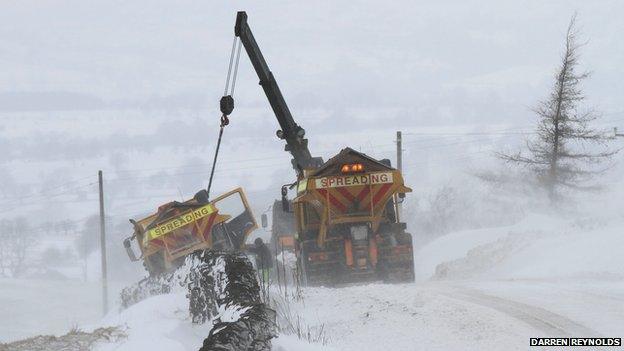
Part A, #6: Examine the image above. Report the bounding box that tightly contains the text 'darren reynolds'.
[530,338,621,347]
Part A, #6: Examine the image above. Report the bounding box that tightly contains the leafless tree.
[407,185,472,240]
[0,217,38,277]
[499,15,618,201]
[75,215,100,260]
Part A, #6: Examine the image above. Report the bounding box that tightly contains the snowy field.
[2,213,622,350]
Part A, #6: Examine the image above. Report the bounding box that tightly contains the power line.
[0,178,97,202]
[402,150,493,169]
[0,136,514,215]
[0,215,95,236]
[400,136,507,151]
[0,127,565,219]
[109,155,290,174]
[403,131,535,136]
[106,162,288,183]
[82,133,530,177]
[0,129,538,188]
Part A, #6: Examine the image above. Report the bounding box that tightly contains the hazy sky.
[1,1,622,118]
[0,1,623,224]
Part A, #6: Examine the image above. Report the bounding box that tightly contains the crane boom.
[234,11,321,175]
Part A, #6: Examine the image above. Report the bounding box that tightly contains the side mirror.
[398,193,406,199]
[261,213,268,228]
[123,237,140,262]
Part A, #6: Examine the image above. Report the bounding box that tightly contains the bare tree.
[0,217,38,277]
[500,15,618,201]
[75,215,101,260]
[0,220,9,277]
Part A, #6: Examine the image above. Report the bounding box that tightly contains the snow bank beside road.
[489,221,624,280]
[96,293,207,351]
[283,284,535,351]
[413,226,510,281]
[0,279,105,343]
[95,290,329,351]
[416,214,624,281]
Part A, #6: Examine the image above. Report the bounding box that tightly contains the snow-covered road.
[434,284,600,338]
[280,279,622,351]
[2,214,623,350]
[1,277,622,350]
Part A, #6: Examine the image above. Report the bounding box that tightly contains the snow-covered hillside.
[416,214,624,282]
[3,213,623,350]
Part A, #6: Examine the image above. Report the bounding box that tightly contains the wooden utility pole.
[98,170,108,316]
[396,131,403,219]
[396,131,403,172]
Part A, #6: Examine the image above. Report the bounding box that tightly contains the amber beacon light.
[341,163,364,173]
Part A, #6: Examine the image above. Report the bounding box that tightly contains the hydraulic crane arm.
[234,11,321,176]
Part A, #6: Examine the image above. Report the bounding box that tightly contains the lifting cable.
[206,37,243,199]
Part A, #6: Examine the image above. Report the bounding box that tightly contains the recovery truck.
[232,12,415,285]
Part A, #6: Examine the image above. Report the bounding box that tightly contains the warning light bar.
[341,163,364,173]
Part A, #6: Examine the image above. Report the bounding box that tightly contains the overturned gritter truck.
[123,187,257,276]
[121,189,277,349]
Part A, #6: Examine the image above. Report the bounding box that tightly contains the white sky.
[0,0,622,226]
[1,1,622,115]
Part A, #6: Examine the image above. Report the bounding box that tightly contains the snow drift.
[415,214,624,281]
